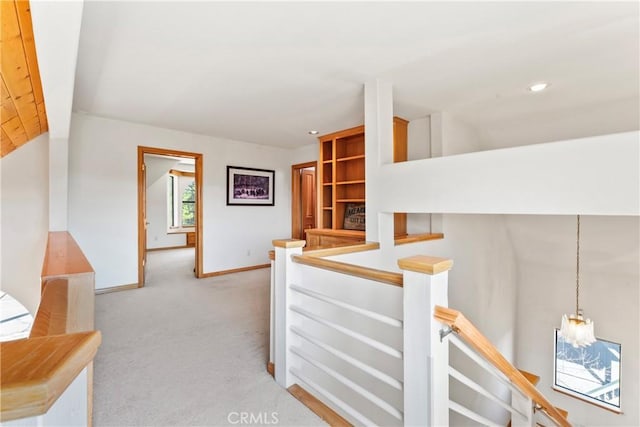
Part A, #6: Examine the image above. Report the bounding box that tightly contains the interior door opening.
[291,161,317,241]
[137,146,203,287]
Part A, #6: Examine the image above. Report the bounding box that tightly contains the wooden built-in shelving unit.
[311,118,409,247]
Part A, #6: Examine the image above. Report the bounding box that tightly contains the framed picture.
[226,166,275,206]
[343,203,365,230]
[553,329,621,412]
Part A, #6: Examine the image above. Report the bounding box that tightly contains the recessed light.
[528,82,549,92]
[308,130,319,135]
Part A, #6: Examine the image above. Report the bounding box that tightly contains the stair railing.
[435,306,571,427]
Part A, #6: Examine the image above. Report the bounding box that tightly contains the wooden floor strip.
[287,384,352,427]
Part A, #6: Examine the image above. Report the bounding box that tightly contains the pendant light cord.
[576,214,580,315]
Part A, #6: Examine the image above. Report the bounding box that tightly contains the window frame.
[553,329,622,413]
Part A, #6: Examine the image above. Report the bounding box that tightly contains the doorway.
[291,161,317,240]
[137,146,204,287]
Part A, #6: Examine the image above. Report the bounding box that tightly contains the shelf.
[323,207,333,210]
[322,160,332,164]
[336,180,365,185]
[336,155,365,162]
[336,199,365,203]
[322,182,332,186]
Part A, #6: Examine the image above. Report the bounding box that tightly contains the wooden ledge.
[397,255,453,275]
[42,232,94,281]
[288,384,352,427]
[394,232,444,246]
[293,254,403,287]
[30,277,94,338]
[272,239,306,248]
[304,242,380,258]
[0,331,102,422]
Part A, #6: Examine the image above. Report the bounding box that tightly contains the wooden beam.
[15,0,44,111]
[1,1,40,140]
[1,127,17,156]
[1,115,27,147]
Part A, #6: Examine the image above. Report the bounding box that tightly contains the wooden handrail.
[293,254,403,287]
[434,306,571,427]
[1,231,99,423]
[42,231,94,277]
[0,331,102,422]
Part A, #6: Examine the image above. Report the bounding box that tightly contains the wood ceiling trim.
[0,0,48,158]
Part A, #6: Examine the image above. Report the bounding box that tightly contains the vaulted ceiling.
[72,2,639,150]
[1,0,47,158]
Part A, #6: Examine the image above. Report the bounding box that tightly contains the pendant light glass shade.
[560,215,596,348]
[560,312,595,348]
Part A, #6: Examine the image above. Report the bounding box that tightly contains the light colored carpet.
[94,248,324,426]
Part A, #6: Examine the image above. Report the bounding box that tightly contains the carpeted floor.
[94,248,324,426]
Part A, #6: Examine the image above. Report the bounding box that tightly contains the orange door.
[301,168,316,240]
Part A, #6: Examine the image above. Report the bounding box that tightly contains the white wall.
[68,113,292,289]
[511,215,639,426]
[0,134,49,314]
[144,157,186,249]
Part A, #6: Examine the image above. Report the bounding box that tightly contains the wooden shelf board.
[336,199,365,203]
[322,182,332,186]
[322,207,333,210]
[336,180,365,185]
[336,154,365,162]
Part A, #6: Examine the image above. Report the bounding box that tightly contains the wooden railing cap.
[272,239,306,248]
[397,255,453,275]
[0,331,101,422]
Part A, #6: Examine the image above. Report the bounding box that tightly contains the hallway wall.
[0,134,50,314]
[68,114,292,289]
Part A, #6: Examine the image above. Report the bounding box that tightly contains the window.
[553,329,621,412]
[169,173,196,228]
[182,182,195,226]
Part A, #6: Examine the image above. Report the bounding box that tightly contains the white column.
[364,79,394,243]
[398,255,453,427]
[272,239,305,388]
[49,137,69,230]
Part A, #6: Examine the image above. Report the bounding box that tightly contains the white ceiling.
[73,1,639,149]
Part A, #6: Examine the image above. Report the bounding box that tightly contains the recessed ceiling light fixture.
[308,130,319,135]
[528,82,549,92]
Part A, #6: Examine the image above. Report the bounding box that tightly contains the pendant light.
[560,215,596,348]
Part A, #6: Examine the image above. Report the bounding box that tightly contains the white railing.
[271,240,454,426]
[435,306,571,427]
[271,240,569,426]
[446,334,532,426]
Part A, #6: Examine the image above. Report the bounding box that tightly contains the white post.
[398,255,453,427]
[272,239,305,389]
[511,393,534,426]
[268,250,276,373]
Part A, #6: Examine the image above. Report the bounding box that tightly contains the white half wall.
[376,130,639,216]
[68,114,292,289]
[0,134,49,314]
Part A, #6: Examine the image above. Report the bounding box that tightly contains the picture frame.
[553,329,621,412]
[226,166,275,206]
[343,202,365,230]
